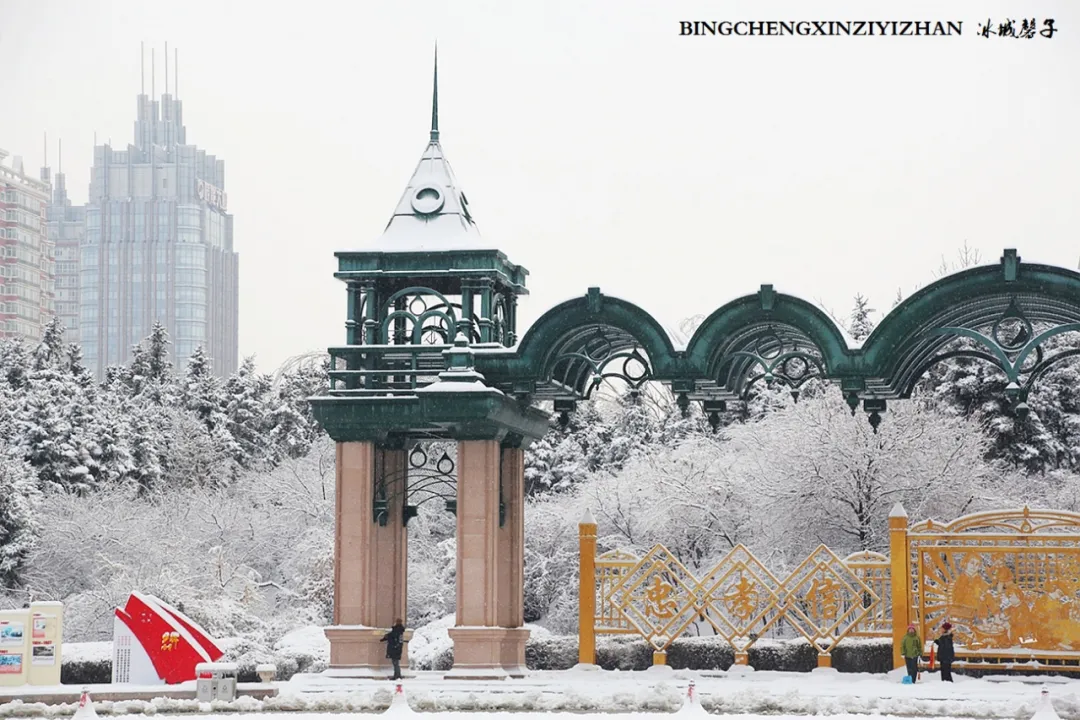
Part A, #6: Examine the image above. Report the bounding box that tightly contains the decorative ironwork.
[717,326,825,404]
[373,442,458,526]
[381,287,461,345]
[550,327,653,399]
[591,541,890,666]
[844,551,892,636]
[594,549,642,634]
[493,296,509,346]
[780,545,878,656]
[905,507,1080,670]
[696,544,784,661]
[928,298,1080,417]
[609,546,701,652]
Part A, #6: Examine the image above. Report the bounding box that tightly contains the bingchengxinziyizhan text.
[679,21,965,36]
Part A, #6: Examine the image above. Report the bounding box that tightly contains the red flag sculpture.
[112,592,224,685]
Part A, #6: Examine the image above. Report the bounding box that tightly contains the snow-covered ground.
[2,667,1077,718]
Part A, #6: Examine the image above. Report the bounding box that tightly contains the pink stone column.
[324,442,410,677]
[497,445,529,677]
[448,440,530,678]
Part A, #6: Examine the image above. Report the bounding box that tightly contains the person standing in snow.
[933,622,955,682]
[381,619,406,680]
[900,624,922,682]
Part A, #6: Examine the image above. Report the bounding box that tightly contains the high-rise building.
[0,148,54,343]
[81,46,239,378]
[46,149,85,345]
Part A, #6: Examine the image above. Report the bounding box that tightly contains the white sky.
[2,0,1078,373]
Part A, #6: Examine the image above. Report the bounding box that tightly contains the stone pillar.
[497,442,528,677]
[324,441,410,678]
[447,439,529,678]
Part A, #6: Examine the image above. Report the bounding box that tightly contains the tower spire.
[141,42,145,95]
[430,43,439,143]
[165,41,169,95]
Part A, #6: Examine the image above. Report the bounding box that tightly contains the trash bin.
[195,662,239,702]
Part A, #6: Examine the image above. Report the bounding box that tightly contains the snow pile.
[63,642,113,665]
[407,614,456,670]
[272,625,331,672]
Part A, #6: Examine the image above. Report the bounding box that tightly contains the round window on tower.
[411,186,445,215]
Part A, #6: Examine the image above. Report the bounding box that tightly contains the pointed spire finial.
[430,42,439,143]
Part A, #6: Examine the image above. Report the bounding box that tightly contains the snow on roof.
[415,378,505,395]
[367,140,499,253]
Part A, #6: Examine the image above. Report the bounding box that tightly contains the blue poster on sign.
[0,654,23,674]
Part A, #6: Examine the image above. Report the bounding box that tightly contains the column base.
[324,626,413,675]
[445,627,530,679]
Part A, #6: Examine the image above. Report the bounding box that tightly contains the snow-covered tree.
[121,323,179,406]
[0,447,41,589]
[224,357,274,469]
[0,337,30,390]
[182,346,229,435]
[848,294,876,342]
[922,333,1080,473]
[729,390,1000,558]
[128,402,164,495]
[524,400,611,496]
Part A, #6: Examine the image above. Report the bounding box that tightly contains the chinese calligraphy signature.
[978,18,1057,38]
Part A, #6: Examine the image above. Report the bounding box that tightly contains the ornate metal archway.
[309,53,1080,681]
[319,250,1080,436]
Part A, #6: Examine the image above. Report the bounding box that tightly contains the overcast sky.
[2,0,1078,373]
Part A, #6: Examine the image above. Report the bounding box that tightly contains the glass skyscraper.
[46,160,85,345]
[81,64,239,378]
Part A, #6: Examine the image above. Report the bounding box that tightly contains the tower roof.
[371,46,496,252]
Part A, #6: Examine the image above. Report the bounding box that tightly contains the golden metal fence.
[904,507,1080,673]
[578,527,893,667]
[579,507,1080,673]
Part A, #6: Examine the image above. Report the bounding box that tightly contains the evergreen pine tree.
[224,357,273,469]
[848,294,876,343]
[182,346,230,434]
[0,338,30,390]
[0,447,41,589]
[128,402,164,495]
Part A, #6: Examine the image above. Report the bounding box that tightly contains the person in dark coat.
[381,619,406,680]
[933,622,955,682]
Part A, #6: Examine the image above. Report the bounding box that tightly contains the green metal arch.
[861,259,1080,395]
[511,290,681,382]
[684,288,853,376]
